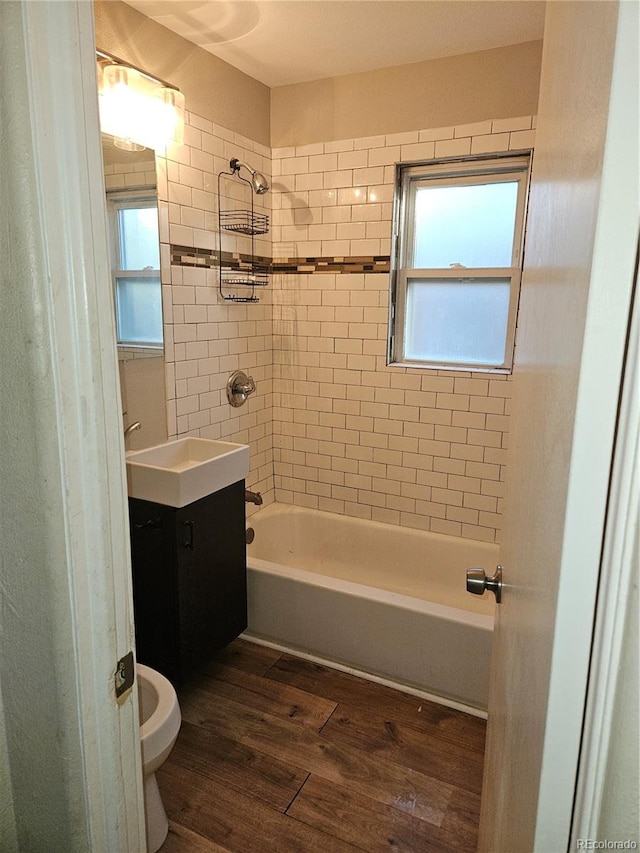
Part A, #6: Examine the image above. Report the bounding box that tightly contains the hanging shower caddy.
[217,158,270,303]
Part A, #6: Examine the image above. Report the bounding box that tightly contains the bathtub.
[245,503,497,712]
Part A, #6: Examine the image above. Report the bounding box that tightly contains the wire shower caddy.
[217,163,269,303]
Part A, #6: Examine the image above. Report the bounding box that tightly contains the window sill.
[387,359,512,375]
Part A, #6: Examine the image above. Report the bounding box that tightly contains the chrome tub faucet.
[124,421,141,440]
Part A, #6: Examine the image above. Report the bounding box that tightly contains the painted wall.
[94,0,271,146]
[271,40,542,147]
[119,356,168,450]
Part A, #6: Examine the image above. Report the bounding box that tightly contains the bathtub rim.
[248,499,499,556]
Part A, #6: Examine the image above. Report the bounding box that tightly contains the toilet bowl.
[137,663,181,853]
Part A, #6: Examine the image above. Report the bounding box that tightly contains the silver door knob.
[466,565,503,603]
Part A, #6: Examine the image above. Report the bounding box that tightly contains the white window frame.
[389,153,531,373]
[106,189,162,349]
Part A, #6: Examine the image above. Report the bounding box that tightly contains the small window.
[107,193,162,348]
[389,155,530,372]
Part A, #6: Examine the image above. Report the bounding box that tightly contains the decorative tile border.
[170,244,270,273]
[272,255,390,274]
[170,244,217,267]
[170,244,390,275]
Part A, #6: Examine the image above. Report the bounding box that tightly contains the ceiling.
[123,0,546,88]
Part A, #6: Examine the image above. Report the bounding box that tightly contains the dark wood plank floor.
[157,639,486,852]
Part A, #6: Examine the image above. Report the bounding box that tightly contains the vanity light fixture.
[96,49,185,152]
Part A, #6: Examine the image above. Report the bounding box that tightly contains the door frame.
[572,243,639,839]
[0,1,145,848]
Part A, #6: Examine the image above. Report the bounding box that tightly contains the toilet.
[137,663,181,853]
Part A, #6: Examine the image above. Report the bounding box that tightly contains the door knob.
[466,565,503,603]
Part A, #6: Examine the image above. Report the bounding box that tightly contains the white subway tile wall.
[155,113,274,506]
[151,110,533,541]
[271,116,535,542]
[103,157,157,191]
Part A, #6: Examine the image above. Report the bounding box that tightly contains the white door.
[478,2,640,851]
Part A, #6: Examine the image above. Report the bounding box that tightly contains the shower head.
[229,157,269,194]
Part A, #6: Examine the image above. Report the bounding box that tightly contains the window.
[107,192,162,348]
[389,155,530,372]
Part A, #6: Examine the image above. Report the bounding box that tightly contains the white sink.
[126,437,250,507]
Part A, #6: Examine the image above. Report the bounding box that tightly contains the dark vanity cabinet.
[128,480,246,685]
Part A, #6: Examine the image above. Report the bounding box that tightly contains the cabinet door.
[128,500,181,682]
[175,480,247,679]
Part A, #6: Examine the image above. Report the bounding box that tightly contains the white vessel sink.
[126,437,250,507]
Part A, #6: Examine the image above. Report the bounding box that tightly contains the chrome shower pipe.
[229,158,269,194]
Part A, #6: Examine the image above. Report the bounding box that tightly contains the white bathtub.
[245,503,497,712]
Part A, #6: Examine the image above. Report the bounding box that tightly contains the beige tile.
[368,146,400,167]
[418,126,454,142]
[452,411,486,430]
[373,507,401,525]
[446,505,479,525]
[461,524,495,543]
[296,172,324,191]
[400,141,436,162]
[354,134,386,150]
[353,166,385,187]
[492,115,533,133]
[470,395,505,415]
[434,136,473,160]
[431,518,462,537]
[296,142,325,157]
[467,428,503,448]
[308,152,338,173]
[280,156,310,175]
[510,129,536,150]
[386,130,419,146]
[324,139,355,153]
[454,120,493,138]
[471,133,511,155]
[322,206,353,224]
[338,150,369,169]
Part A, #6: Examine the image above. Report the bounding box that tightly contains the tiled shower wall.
[142,111,534,543]
[271,116,535,543]
[154,112,275,503]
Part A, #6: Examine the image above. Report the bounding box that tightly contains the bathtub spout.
[124,421,141,441]
[245,489,263,505]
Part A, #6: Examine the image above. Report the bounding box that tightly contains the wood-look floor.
[157,639,486,853]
